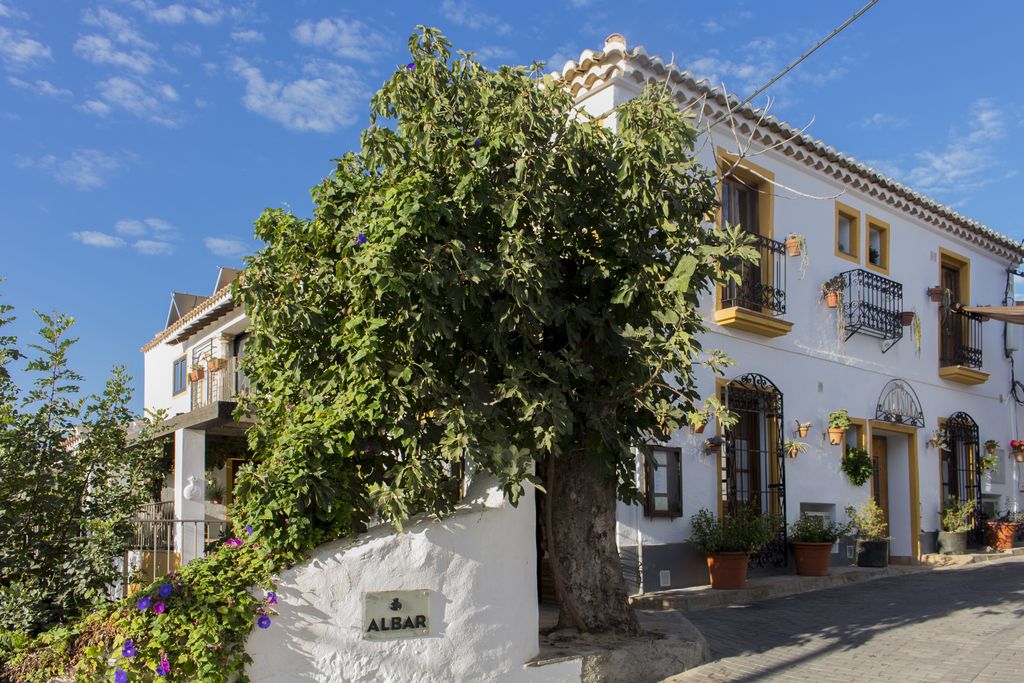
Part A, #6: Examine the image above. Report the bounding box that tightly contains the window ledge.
[939,365,989,386]
[714,306,793,338]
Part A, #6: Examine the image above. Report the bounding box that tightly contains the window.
[172,356,187,395]
[644,446,682,518]
[865,217,890,274]
[835,202,860,263]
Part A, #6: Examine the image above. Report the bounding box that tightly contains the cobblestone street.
[668,557,1024,682]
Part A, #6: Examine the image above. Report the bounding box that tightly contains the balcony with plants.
[715,232,793,338]
[821,268,906,353]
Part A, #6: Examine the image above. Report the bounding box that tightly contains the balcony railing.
[940,307,983,369]
[837,269,903,352]
[721,233,787,315]
[190,356,251,411]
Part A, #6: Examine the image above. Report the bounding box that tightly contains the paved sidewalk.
[666,556,1024,683]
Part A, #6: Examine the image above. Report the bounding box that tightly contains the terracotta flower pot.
[791,541,833,576]
[785,238,801,257]
[900,312,915,326]
[985,445,997,454]
[1016,451,1024,464]
[985,521,1019,550]
[927,287,944,302]
[693,421,707,434]
[797,423,811,438]
[707,551,750,589]
[825,292,840,308]
[189,368,205,382]
[827,427,845,445]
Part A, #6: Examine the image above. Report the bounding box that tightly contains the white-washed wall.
[246,480,578,683]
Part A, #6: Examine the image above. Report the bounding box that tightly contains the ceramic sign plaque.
[363,590,430,640]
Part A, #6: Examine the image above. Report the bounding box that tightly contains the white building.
[140,36,1024,599]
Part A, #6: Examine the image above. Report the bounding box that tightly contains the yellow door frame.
[868,420,921,558]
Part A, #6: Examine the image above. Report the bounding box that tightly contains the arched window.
[942,412,982,541]
[721,373,786,568]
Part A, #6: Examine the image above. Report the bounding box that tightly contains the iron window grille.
[836,268,903,352]
[942,412,982,544]
[940,307,983,369]
[721,233,787,315]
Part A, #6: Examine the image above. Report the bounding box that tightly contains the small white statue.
[182,475,201,501]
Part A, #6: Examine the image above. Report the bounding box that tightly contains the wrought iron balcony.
[836,269,903,352]
[940,306,983,369]
[721,233,787,315]
[190,356,251,411]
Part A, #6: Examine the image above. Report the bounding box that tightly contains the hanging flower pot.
[1016,451,1024,464]
[984,440,998,455]
[827,428,845,445]
[797,422,811,438]
[825,292,840,308]
[207,357,227,372]
[900,311,915,326]
[188,367,205,382]
[927,286,944,303]
[785,238,802,257]
[693,421,707,434]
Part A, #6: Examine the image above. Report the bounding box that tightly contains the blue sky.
[1,0,1022,411]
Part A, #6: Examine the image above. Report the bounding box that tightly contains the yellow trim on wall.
[715,148,775,239]
[937,247,971,305]
[715,377,728,519]
[713,306,794,338]
[868,420,921,559]
[847,417,868,451]
[835,201,861,264]
[865,216,891,275]
[939,366,990,385]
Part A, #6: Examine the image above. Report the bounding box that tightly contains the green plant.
[940,497,974,533]
[828,409,851,430]
[205,474,225,503]
[821,275,845,297]
[929,428,949,450]
[912,311,922,356]
[786,233,809,279]
[841,446,873,486]
[687,396,738,432]
[789,513,851,543]
[984,439,998,453]
[784,440,808,458]
[980,452,999,475]
[845,499,889,541]
[688,505,782,555]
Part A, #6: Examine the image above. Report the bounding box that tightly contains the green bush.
[789,513,851,543]
[689,505,782,555]
[940,497,974,533]
[841,447,873,487]
[845,499,889,541]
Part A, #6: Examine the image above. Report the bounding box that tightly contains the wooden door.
[940,265,960,363]
[870,436,890,532]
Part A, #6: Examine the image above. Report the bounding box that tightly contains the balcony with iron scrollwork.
[939,306,988,385]
[714,233,793,338]
[834,268,904,352]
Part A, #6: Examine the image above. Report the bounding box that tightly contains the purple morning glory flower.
[405,62,416,71]
[158,583,173,599]
[356,233,367,245]
[136,597,151,611]
[122,640,135,658]
[257,615,272,629]
[473,138,483,149]
[246,524,253,534]
[155,665,167,677]
[285,403,294,410]
[266,591,278,605]
[224,537,243,548]
[153,601,166,615]
[115,669,128,683]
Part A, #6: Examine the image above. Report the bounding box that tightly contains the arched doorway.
[721,373,786,568]
[942,412,982,543]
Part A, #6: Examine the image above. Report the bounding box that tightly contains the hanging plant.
[785,233,809,279]
[984,439,998,454]
[911,312,922,356]
[841,446,873,486]
[928,428,949,450]
[785,440,808,459]
[827,409,850,445]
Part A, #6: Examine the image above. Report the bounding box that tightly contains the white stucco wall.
[246,478,580,683]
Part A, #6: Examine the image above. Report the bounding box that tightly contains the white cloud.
[702,18,725,34]
[0,26,52,69]
[72,231,126,248]
[81,76,181,126]
[473,46,514,63]
[291,17,386,61]
[566,0,593,6]
[204,236,247,257]
[440,0,511,34]
[231,57,365,133]
[903,98,1007,195]
[74,34,156,74]
[18,149,123,190]
[858,112,908,129]
[0,3,30,20]
[136,2,224,26]
[144,217,177,235]
[82,7,154,49]
[173,42,201,57]
[148,4,188,24]
[115,219,146,236]
[133,239,173,255]
[231,29,263,43]
[8,77,71,97]
[543,42,577,72]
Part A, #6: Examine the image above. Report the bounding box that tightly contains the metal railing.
[721,233,787,315]
[940,307,983,369]
[191,356,251,410]
[837,269,903,351]
[118,518,228,597]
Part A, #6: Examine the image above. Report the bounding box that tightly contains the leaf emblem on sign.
[389,598,402,611]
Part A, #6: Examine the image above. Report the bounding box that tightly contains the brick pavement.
[664,557,1024,682]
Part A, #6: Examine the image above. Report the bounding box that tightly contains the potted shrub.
[789,514,851,576]
[827,409,850,445]
[980,451,999,477]
[845,499,889,567]
[689,506,781,590]
[785,440,808,459]
[841,446,873,487]
[984,439,999,455]
[938,497,973,555]
[985,510,1021,550]
[821,276,845,308]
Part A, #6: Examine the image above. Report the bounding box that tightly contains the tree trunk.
[547,450,640,634]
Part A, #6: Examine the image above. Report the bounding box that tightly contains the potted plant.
[785,233,805,257]
[205,477,225,505]
[980,451,999,476]
[899,311,915,326]
[841,446,873,487]
[687,397,737,436]
[926,286,945,303]
[689,506,781,589]
[188,366,205,382]
[789,514,851,576]
[912,312,922,356]
[1010,440,1024,463]
[985,510,1021,550]
[785,440,808,459]
[938,497,973,554]
[827,409,850,445]
[845,499,889,567]
[928,428,949,450]
[207,356,227,372]
[821,275,845,309]
[795,420,811,438]
[984,439,999,454]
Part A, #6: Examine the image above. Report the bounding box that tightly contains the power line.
[709,0,881,127]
